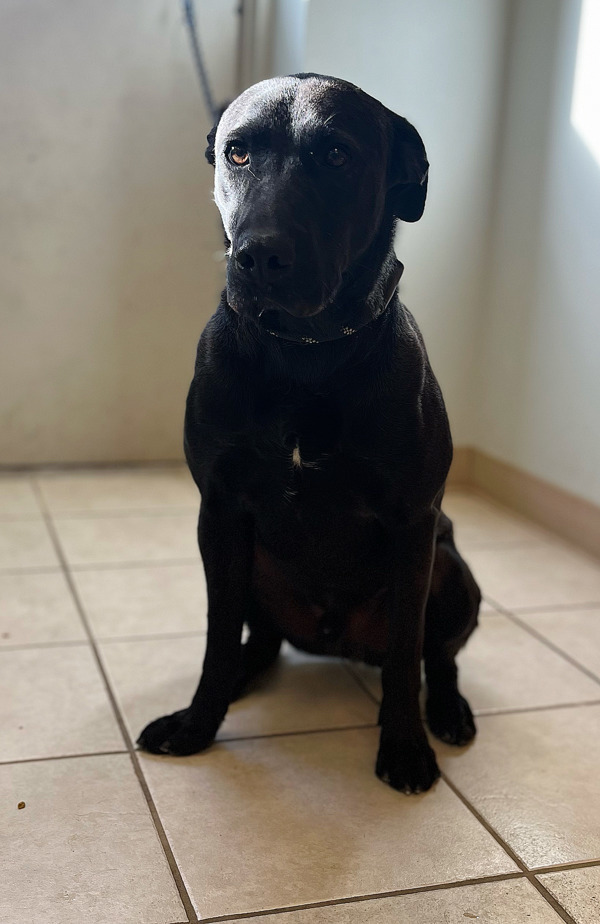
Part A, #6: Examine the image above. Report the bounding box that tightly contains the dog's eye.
[325,146,349,168]
[227,146,250,166]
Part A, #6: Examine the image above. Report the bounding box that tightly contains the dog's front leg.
[376,513,440,793]
[137,498,252,756]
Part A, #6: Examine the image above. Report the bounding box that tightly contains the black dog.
[138,74,480,793]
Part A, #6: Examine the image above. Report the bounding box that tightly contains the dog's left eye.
[325,146,349,168]
[227,146,250,166]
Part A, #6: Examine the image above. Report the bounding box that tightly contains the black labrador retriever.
[138,74,481,793]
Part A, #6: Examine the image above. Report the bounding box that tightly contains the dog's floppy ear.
[205,121,219,166]
[205,103,231,166]
[387,113,429,222]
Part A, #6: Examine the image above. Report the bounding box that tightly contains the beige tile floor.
[1,468,600,923]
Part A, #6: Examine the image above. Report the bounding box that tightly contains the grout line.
[97,629,207,645]
[494,607,600,689]
[342,662,600,721]
[68,557,201,572]
[457,539,548,552]
[533,857,600,875]
[342,661,381,706]
[0,749,128,767]
[192,873,527,923]
[0,629,207,652]
[440,772,578,924]
[0,513,48,522]
[0,565,64,576]
[0,638,89,652]
[49,507,198,520]
[511,600,600,614]
[528,879,581,923]
[0,728,381,770]
[30,479,197,924]
[6,699,600,770]
[474,698,600,717]
[1,460,188,473]
[212,723,379,746]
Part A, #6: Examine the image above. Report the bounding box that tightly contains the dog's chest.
[239,393,379,522]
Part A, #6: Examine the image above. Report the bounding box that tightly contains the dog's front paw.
[427,692,476,746]
[376,731,440,794]
[137,708,214,756]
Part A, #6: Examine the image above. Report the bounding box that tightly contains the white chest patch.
[290,439,322,471]
[292,441,302,468]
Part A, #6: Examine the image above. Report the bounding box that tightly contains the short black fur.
[138,74,480,793]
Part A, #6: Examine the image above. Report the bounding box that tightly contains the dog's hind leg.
[423,513,480,746]
[231,600,283,702]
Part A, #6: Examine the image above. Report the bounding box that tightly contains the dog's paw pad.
[427,692,476,747]
[137,708,213,756]
[375,734,440,794]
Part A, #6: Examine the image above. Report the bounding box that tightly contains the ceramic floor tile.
[36,466,198,513]
[1,645,123,761]
[0,570,85,646]
[443,490,549,548]
[520,608,600,680]
[349,614,600,713]
[463,542,600,610]
[246,879,563,923]
[0,518,59,569]
[0,753,184,924]
[538,865,600,923]
[0,475,41,517]
[457,614,600,712]
[140,728,515,918]
[53,513,199,566]
[73,562,207,639]
[437,705,600,868]
[101,637,378,743]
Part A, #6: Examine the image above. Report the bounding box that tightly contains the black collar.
[257,258,404,345]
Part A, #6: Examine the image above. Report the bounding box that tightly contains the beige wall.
[5,0,600,513]
[0,0,236,464]
[303,0,508,447]
[475,0,600,507]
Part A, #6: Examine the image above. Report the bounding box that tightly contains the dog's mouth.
[227,286,328,321]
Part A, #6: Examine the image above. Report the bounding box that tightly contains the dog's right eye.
[227,145,250,166]
[325,146,349,168]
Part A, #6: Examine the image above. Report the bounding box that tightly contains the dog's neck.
[256,255,404,345]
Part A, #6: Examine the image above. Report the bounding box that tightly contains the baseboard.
[449,447,600,560]
[447,447,475,487]
[0,458,186,473]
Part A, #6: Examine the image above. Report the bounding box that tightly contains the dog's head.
[206,74,428,319]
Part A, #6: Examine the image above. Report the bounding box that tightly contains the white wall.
[303,0,508,446]
[271,0,308,77]
[475,0,600,506]
[0,0,236,464]
[5,0,599,509]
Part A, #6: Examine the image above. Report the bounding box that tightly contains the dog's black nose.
[234,235,294,286]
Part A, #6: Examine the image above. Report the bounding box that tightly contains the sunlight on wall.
[571,0,600,165]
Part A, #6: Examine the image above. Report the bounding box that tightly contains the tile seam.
[440,771,578,924]
[189,871,527,923]
[30,477,197,924]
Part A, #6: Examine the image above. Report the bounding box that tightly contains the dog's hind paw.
[136,708,214,756]
[426,692,476,746]
[375,732,440,794]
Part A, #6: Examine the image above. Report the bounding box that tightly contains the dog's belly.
[252,541,389,664]
[240,433,395,661]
